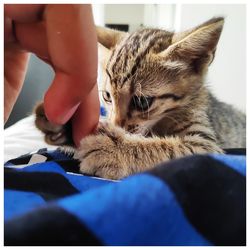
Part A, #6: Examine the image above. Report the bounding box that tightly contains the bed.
[4,115,246,246]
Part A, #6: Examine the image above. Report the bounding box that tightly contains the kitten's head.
[97,17,224,135]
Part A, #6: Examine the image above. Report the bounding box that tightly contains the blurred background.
[5,4,246,128]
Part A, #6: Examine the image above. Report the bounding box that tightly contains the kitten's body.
[35,17,246,179]
[207,93,245,148]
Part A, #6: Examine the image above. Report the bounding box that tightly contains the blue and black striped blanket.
[4,148,246,246]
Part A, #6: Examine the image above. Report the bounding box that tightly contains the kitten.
[35,17,246,180]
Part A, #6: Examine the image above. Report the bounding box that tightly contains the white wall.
[104,4,175,31]
[143,4,175,30]
[104,4,144,32]
[176,4,246,112]
[92,4,105,26]
[156,4,175,30]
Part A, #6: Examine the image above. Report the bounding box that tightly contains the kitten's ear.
[159,17,224,67]
[96,26,127,49]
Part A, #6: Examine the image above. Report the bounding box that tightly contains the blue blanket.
[4,148,246,246]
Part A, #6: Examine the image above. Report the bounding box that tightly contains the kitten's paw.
[34,102,72,146]
[76,122,129,180]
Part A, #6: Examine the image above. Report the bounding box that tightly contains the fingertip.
[44,93,80,125]
[43,72,82,125]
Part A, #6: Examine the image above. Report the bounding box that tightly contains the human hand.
[4,4,100,146]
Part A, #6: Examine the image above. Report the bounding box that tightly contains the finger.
[44,72,82,125]
[4,16,15,43]
[4,50,30,123]
[44,4,98,125]
[71,84,100,147]
[15,21,49,59]
[45,4,97,80]
[4,4,44,22]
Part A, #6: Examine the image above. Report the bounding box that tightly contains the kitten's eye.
[131,96,154,111]
[102,91,112,103]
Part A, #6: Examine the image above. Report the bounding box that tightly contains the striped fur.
[35,17,246,179]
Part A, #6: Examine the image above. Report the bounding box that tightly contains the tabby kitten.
[35,17,246,180]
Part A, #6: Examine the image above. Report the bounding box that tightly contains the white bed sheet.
[4,115,57,163]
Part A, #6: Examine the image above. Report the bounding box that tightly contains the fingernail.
[58,102,80,124]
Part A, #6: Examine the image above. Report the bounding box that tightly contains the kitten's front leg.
[75,122,130,179]
[76,123,169,179]
[77,122,223,180]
